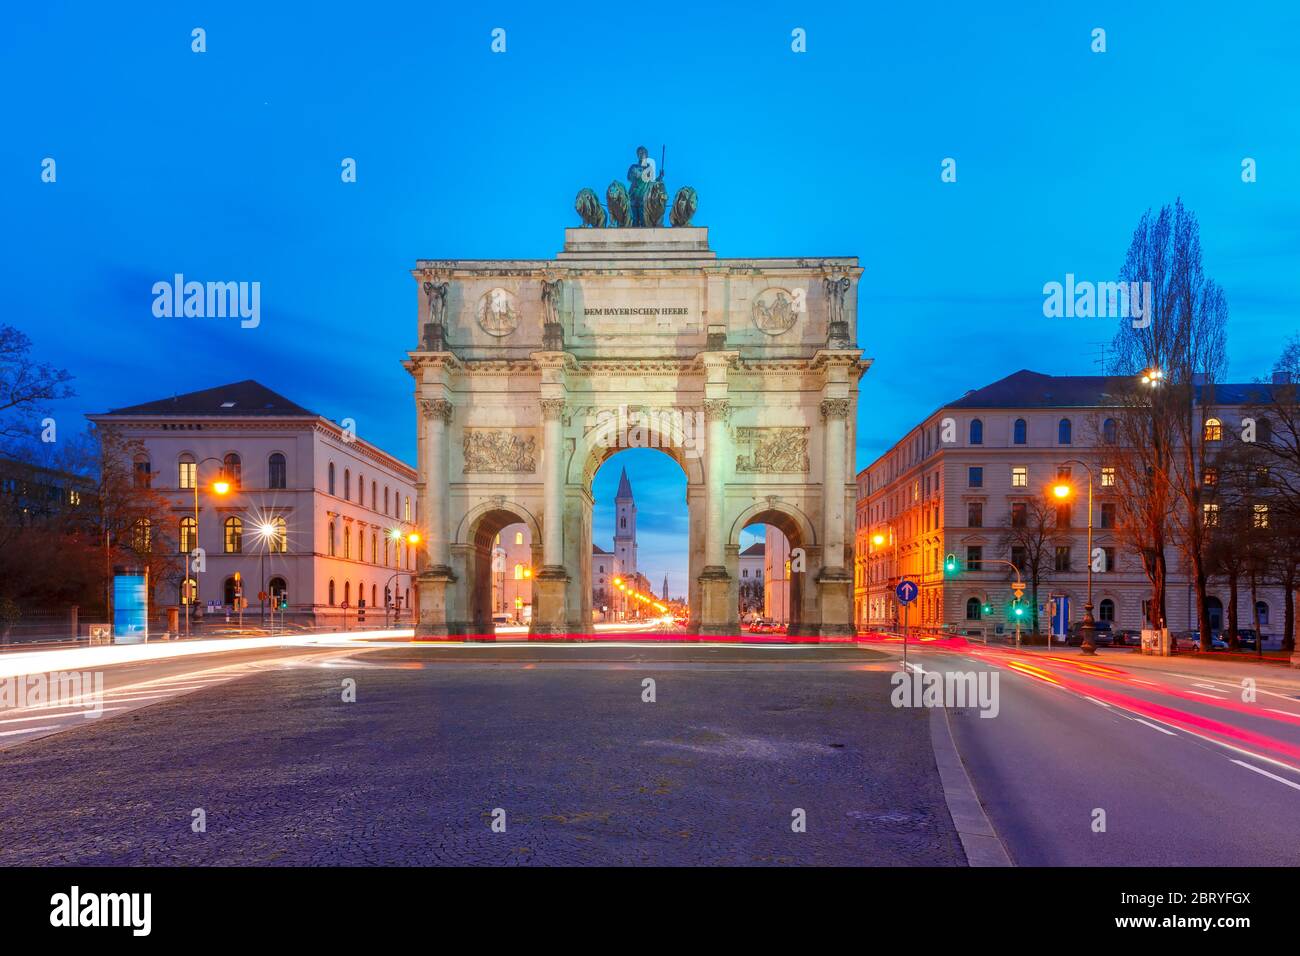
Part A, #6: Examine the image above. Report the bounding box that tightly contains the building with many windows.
[88,380,419,627]
[857,369,1288,640]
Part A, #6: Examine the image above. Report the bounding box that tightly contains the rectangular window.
[1054,546,1071,572]
[1056,503,1071,527]
[968,466,983,488]
[1103,546,1116,572]
[1011,502,1027,528]
[1101,466,1115,487]
[1011,545,1027,569]
[1100,502,1116,529]
[1011,466,1027,488]
[179,461,196,490]
[1253,503,1269,528]
[1203,502,1220,527]
[966,545,982,571]
[967,501,982,527]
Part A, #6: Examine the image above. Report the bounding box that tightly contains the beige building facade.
[857,370,1288,641]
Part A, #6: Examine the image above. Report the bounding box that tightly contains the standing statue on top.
[574,146,698,228]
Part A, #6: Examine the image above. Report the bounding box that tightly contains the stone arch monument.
[405,165,869,637]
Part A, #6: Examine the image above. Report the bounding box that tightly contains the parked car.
[1113,628,1143,647]
[1182,630,1228,651]
[1065,620,1113,646]
[1233,629,1268,650]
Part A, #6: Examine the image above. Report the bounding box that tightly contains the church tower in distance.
[614,466,637,579]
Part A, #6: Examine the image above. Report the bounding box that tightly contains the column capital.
[419,398,454,424]
[540,398,567,422]
[703,399,731,423]
[820,398,851,421]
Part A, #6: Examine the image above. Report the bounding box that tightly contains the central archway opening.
[464,506,540,636]
[584,447,691,634]
[733,508,812,637]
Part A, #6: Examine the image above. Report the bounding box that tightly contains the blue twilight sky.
[4,1,1299,599]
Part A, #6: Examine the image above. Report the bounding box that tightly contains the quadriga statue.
[574,188,606,228]
[670,186,697,227]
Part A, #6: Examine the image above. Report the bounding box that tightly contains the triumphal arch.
[405,149,869,637]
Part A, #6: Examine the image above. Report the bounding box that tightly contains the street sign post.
[896,579,918,666]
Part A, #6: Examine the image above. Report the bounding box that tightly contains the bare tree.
[997,493,1067,638]
[1110,200,1229,650]
[0,325,74,453]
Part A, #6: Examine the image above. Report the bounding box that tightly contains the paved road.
[923,642,1300,865]
[0,644,966,866]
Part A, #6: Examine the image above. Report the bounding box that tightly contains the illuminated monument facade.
[406,154,869,637]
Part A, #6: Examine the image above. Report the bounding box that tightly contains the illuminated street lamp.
[1053,459,1097,656]
[184,456,231,638]
[253,520,281,626]
[1140,368,1164,387]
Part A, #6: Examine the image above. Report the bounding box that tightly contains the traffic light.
[981,601,993,615]
[358,598,366,622]
[1011,600,1026,619]
[944,553,959,574]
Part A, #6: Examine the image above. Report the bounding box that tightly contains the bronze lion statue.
[670,186,697,227]
[643,180,668,227]
[606,180,631,227]
[575,187,606,228]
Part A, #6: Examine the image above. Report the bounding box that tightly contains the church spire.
[615,466,634,501]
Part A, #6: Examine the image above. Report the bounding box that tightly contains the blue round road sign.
[895,579,918,605]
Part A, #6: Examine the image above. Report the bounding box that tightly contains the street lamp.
[1054,459,1097,656]
[185,456,231,638]
[1140,367,1163,387]
[253,520,281,626]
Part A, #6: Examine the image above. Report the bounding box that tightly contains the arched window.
[268,515,288,553]
[328,520,337,556]
[1204,417,1223,442]
[224,577,238,606]
[222,453,242,489]
[969,419,983,445]
[269,577,287,602]
[371,584,377,607]
[328,462,336,495]
[1058,418,1072,445]
[358,530,365,562]
[133,453,152,488]
[383,538,390,566]
[372,481,377,509]
[328,579,336,605]
[1255,601,1270,626]
[343,581,351,605]
[1013,418,1026,445]
[1102,418,1117,444]
[515,531,524,545]
[178,454,196,489]
[965,597,982,620]
[268,453,287,489]
[132,518,152,552]
[224,516,243,553]
[404,495,411,521]
[384,487,390,514]
[358,474,365,507]
[179,516,197,553]
[371,532,378,564]
[180,577,197,606]
[344,469,351,500]
[344,525,351,559]
[514,563,524,580]
[1099,598,1115,622]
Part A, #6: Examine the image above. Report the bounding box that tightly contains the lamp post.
[1053,459,1096,655]
[186,456,230,638]
[386,528,420,626]
[254,521,281,627]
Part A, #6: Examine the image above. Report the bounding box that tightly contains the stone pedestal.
[697,566,737,636]
[414,566,460,640]
[530,566,570,636]
[816,568,855,638]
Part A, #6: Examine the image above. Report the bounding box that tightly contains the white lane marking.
[1131,718,1177,736]
[1130,679,1160,686]
[1187,690,1228,699]
[0,725,61,737]
[1266,708,1300,718]
[97,694,174,704]
[1230,759,1300,792]
[1194,682,1228,691]
[1084,696,1111,708]
[0,708,126,726]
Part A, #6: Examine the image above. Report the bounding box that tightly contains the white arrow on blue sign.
[895,579,918,604]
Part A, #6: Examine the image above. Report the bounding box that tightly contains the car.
[1233,629,1268,650]
[1113,628,1143,647]
[1065,620,1113,646]
[1182,630,1227,651]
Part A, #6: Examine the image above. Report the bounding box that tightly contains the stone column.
[817,397,854,637]
[532,397,570,634]
[415,397,456,638]
[698,397,735,635]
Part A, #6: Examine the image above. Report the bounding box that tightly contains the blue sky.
[4,1,1298,598]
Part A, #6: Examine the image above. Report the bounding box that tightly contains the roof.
[946,369,1279,410]
[99,380,317,417]
[593,544,611,554]
[740,543,765,556]
[615,466,633,499]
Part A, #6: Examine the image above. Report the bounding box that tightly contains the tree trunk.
[1226,570,1239,650]
[1250,571,1263,659]
[1194,565,1212,653]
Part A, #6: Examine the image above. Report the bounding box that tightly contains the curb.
[929,705,1013,867]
